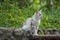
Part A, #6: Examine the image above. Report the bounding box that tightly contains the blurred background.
[0,0,60,28]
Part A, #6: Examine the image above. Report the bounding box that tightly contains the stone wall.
[0,28,60,40]
[0,28,33,40]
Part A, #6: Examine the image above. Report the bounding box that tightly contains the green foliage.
[0,0,60,28]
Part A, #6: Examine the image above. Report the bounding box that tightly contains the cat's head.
[35,10,42,19]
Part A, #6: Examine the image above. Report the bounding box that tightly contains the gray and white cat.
[22,10,42,35]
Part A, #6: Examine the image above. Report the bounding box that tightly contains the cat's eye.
[39,14,41,16]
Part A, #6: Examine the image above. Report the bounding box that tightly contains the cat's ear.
[35,10,39,14]
[34,9,38,13]
[39,10,42,12]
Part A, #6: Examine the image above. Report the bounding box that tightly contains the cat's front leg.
[33,29,38,35]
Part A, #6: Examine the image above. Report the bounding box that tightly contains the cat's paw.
[33,33,38,36]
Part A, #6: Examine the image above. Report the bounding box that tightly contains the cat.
[22,10,42,35]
